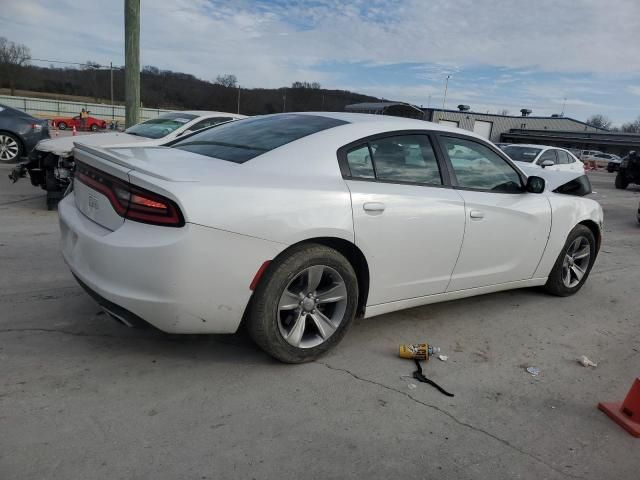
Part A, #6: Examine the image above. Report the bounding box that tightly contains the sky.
[1,0,639,124]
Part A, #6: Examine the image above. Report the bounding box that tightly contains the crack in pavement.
[0,194,47,207]
[316,361,584,480]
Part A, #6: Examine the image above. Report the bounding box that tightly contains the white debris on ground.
[578,355,598,368]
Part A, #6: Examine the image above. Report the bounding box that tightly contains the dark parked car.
[615,151,640,189]
[0,104,49,163]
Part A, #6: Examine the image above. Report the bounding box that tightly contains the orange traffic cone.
[598,377,640,437]
[72,125,77,136]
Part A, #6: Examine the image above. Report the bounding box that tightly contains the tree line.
[0,38,377,115]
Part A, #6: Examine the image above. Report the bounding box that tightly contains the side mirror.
[526,176,546,194]
[540,159,554,168]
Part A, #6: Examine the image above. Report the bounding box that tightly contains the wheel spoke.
[315,282,347,304]
[306,265,324,293]
[278,289,301,310]
[309,310,336,339]
[286,312,306,347]
[571,264,585,282]
[573,246,590,260]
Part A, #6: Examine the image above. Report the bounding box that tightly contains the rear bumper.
[59,193,284,334]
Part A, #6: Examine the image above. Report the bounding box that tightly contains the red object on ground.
[72,125,77,136]
[598,377,640,437]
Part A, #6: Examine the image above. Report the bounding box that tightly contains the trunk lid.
[71,143,238,230]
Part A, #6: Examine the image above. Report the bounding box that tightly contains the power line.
[29,58,118,69]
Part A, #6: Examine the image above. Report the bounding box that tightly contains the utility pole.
[124,0,140,127]
[109,61,114,106]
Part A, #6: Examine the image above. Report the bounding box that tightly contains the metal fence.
[0,94,176,125]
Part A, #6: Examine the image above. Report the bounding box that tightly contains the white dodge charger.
[59,113,603,363]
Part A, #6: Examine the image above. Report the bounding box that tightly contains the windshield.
[172,114,348,163]
[125,112,198,139]
[502,146,542,162]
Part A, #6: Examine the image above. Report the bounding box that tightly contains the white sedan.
[35,110,247,157]
[502,144,585,173]
[58,113,603,363]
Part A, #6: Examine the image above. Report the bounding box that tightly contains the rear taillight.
[75,162,184,227]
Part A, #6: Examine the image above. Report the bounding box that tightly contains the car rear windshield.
[125,112,198,139]
[172,114,348,163]
[502,145,542,162]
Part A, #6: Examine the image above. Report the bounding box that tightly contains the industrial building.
[344,102,640,157]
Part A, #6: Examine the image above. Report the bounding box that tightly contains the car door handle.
[469,209,484,219]
[363,202,385,213]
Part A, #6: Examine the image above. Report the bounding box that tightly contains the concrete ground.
[1,167,639,480]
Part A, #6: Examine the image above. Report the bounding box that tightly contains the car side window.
[441,136,522,192]
[346,144,375,179]
[538,150,557,164]
[369,135,442,185]
[556,150,569,164]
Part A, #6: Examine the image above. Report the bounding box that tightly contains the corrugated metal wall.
[424,109,603,142]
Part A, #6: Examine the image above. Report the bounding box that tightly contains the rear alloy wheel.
[247,244,358,363]
[544,225,596,296]
[0,133,23,163]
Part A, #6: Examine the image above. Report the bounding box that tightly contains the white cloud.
[628,86,640,96]
[1,0,639,121]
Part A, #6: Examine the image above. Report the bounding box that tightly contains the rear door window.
[346,145,375,179]
[369,135,442,185]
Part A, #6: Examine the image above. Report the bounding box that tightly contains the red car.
[52,114,107,132]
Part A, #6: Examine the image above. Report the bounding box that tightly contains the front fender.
[533,194,603,278]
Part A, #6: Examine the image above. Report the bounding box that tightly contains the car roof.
[291,111,490,141]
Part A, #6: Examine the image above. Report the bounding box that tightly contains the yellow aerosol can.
[399,343,440,361]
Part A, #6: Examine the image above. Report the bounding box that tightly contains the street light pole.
[437,75,450,123]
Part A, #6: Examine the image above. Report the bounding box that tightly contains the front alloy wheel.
[544,225,596,296]
[0,133,21,162]
[561,236,591,288]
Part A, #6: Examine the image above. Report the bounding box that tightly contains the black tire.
[0,131,23,163]
[57,122,67,130]
[544,225,596,297]
[615,173,629,189]
[247,243,359,363]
